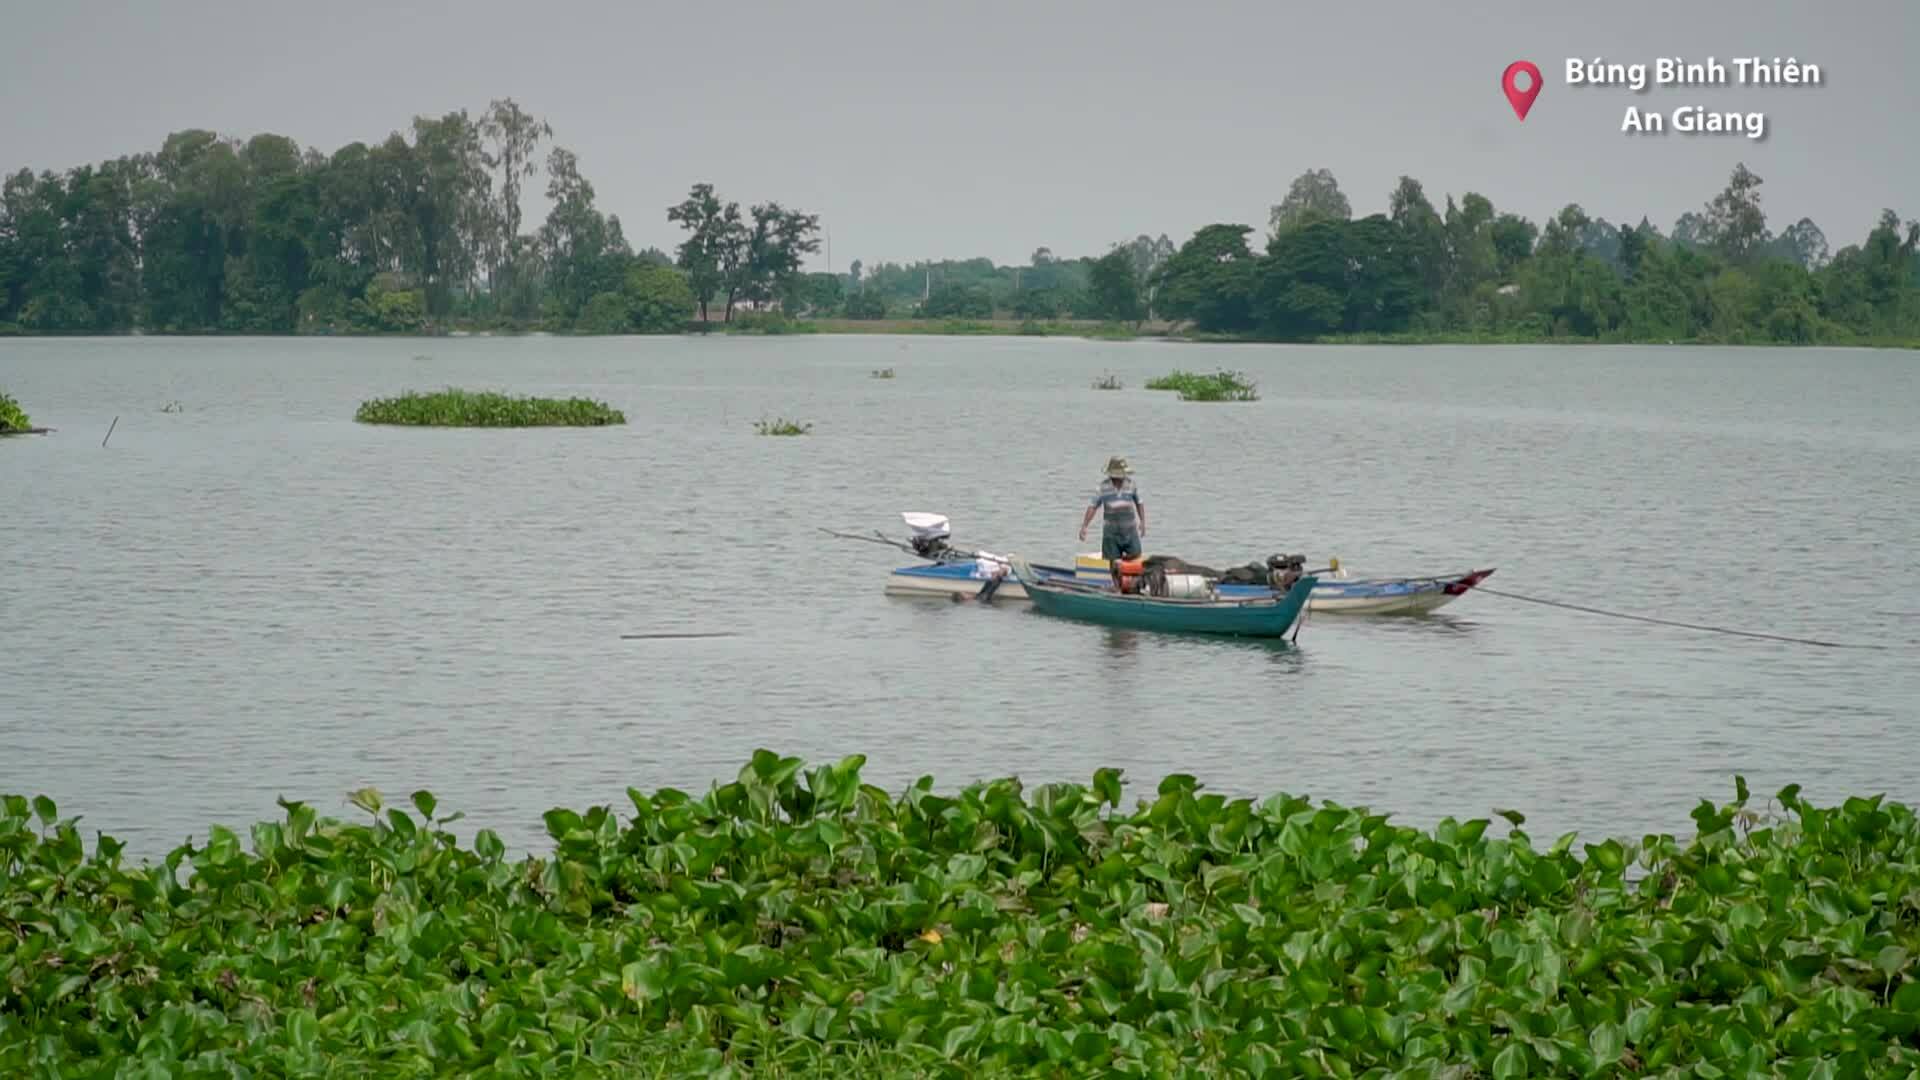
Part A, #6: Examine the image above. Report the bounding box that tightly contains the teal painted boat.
[1008,556,1319,639]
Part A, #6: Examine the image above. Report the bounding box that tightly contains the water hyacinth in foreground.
[5,758,1920,1077]
[354,388,626,427]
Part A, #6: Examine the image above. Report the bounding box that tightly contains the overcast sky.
[3,0,1913,271]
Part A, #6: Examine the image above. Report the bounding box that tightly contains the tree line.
[1137,165,1920,345]
[837,166,1920,346]
[4,102,1917,344]
[0,100,788,336]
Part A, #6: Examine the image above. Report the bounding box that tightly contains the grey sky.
[3,0,1913,271]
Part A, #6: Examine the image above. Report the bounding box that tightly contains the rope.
[1467,585,1892,651]
[824,526,1894,651]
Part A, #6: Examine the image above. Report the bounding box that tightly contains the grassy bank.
[5,756,1918,1075]
[354,388,626,427]
[1234,329,1920,349]
[706,315,1149,340]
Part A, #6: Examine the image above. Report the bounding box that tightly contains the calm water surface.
[3,335,1917,856]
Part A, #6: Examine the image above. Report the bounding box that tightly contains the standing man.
[1078,455,1147,561]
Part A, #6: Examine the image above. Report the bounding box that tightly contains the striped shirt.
[1091,479,1142,532]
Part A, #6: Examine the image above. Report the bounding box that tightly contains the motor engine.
[1266,553,1307,590]
[902,512,953,559]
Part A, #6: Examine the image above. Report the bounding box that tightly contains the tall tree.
[1153,224,1258,333]
[408,111,490,317]
[1388,176,1448,301]
[1772,218,1831,270]
[477,98,551,295]
[1087,246,1144,324]
[1701,163,1769,264]
[739,202,821,312]
[666,183,743,321]
[1268,168,1352,238]
[539,146,631,327]
[1125,233,1175,316]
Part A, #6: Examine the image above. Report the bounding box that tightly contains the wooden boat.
[1008,556,1319,639]
[884,559,1274,601]
[1070,555,1496,615]
[830,515,1495,615]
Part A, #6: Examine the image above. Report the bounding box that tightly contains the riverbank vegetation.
[4,96,1916,348]
[354,389,625,427]
[832,165,1920,348]
[0,389,31,432]
[5,758,1919,1075]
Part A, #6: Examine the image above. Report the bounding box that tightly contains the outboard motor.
[1266,553,1307,591]
[902,512,953,559]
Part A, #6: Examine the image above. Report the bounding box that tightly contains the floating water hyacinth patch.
[4,760,1920,1074]
[0,389,31,432]
[354,388,625,427]
[1143,369,1258,401]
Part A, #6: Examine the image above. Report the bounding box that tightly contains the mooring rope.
[1467,584,1892,651]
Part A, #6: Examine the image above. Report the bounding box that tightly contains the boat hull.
[887,559,1494,614]
[1019,571,1319,638]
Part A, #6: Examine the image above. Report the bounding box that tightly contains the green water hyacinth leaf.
[5,765,1920,1073]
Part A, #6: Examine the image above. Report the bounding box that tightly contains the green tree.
[1489,213,1538,277]
[1268,168,1352,238]
[1701,163,1770,265]
[477,99,549,297]
[539,146,631,328]
[625,264,695,332]
[1153,224,1258,333]
[667,183,741,322]
[921,282,992,319]
[1389,176,1449,305]
[1254,219,1349,339]
[843,289,887,319]
[1341,215,1420,333]
[1010,287,1062,320]
[1086,247,1144,323]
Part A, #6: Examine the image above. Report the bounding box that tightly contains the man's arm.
[1136,496,1146,538]
[1078,502,1098,540]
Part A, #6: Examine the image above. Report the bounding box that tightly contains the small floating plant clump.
[353,388,626,427]
[0,389,32,433]
[871,367,896,379]
[1144,369,1258,401]
[1092,373,1124,390]
[5,762,1920,1074]
[754,416,813,436]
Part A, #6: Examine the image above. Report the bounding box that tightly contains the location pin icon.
[1503,60,1543,120]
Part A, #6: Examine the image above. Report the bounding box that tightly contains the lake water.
[3,334,1917,858]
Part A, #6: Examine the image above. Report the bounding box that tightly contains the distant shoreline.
[4,319,1916,349]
